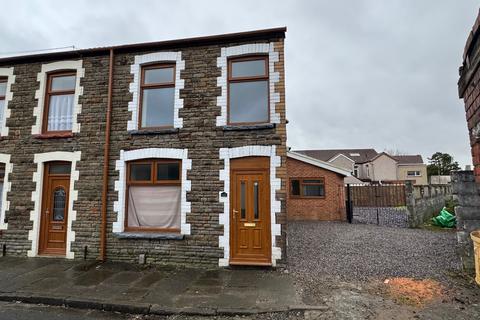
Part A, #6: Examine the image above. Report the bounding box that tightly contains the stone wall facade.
[452,171,480,271]
[0,29,287,268]
[458,11,480,272]
[286,158,346,221]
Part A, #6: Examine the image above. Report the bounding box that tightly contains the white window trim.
[113,148,192,234]
[32,60,85,135]
[407,171,422,177]
[0,153,12,230]
[0,68,15,137]
[127,52,185,131]
[218,145,282,267]
[28,151,81,259]
[216,43,280,126]
[328,153,355,164]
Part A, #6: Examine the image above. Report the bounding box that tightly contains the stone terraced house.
[0,28,287,267]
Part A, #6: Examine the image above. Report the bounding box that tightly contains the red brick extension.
[460,10,480,181]
[287,158,346,221]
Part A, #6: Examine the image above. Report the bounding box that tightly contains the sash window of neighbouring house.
[44,72,76,133]
[0,163,5,213]
[0,78,6,132]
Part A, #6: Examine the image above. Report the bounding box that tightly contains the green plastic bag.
[432,207,456,228]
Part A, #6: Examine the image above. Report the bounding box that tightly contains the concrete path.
[0,257,300,316]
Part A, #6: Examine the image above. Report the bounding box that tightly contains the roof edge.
[0,27,287,64]
[327,153,355,164]
[288,151,351,176]
[370,152,399,162]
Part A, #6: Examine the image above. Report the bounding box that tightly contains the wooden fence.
[347,184,406,207]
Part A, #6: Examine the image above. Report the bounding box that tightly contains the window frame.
[125,158,182,232]
[0,77,7,128]
[407,170,421,177]
[289,177,326,199]
[138,63,176,130]
[0,77,6,101]
[0,162,4,183]
[42,70,77,134]
[227,55,270,125]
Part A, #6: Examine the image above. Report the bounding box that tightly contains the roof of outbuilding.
[287,151,351,176]
[294,149,378,164]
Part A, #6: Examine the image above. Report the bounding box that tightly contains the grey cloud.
[0,0,477,166]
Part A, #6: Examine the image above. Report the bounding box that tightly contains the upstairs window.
[0,78,6,128]
[407,171,421,177]
[139,64,175,129]
[126,159,181,232]
[353,165,359,177]
[228,56,269,124]
[44,72,76,133]
[290,178,325,198]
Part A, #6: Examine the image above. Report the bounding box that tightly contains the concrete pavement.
[0,257,302,316]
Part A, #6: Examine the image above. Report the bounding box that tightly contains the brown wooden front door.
[230,157,271,265]
[39,162,71,256]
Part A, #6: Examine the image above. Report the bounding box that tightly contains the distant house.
[286,152,350,221]
[295,149,428,185]
[393,155,428,185]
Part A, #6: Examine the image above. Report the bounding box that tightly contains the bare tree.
[383,148,409,156]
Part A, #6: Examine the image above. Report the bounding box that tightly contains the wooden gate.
[346,184,408,227]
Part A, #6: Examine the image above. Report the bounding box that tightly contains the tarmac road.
[0,301,306,320]
[0,302,137,320]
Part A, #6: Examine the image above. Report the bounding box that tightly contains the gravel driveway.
[285,221,480,319]
[287,221,460,281]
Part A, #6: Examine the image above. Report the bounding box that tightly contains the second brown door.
[39,162,71,256]
[230,157,271,265]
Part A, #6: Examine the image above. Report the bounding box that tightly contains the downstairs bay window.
[126,159,181,232]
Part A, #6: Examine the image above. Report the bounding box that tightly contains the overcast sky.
[2,1,478,166]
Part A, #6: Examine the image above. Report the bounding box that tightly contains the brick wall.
[460,10,480,181]
[287,158,346,221]
[458,10,480,272]
[0,31,287,268]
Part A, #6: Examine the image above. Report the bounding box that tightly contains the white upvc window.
[0,68,15,137]
[407,170,421,177]
[32,60,84,135]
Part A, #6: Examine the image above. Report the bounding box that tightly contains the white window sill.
[222,123,275,131]
[113,232,184,240]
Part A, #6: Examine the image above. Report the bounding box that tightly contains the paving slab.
[0,257,299,315]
